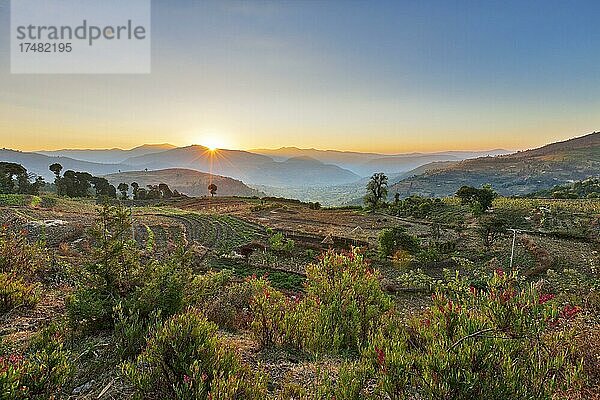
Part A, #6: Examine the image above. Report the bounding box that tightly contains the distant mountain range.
[250,147,511,176]
[104,168,263,198]
[2,132,598,202]
[121,145,361,186]
[389,132,600,197]
[0,149,133,181]
[37,144,177,164]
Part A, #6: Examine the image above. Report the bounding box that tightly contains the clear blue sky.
[0,0,599,152]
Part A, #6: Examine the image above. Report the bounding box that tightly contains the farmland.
[0,192,598,399]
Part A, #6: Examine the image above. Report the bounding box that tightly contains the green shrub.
[324,270,583,399]
[0,325,73,399]
[249,278,289,347]
[0,227,48,280]
[269,232,295,252]
[131,252,191,319]
[250,249,392,355]
[68,204,192,333]
[378,227,420,258]
[185,270,257,330]
[122,310,267,399]
[113,301,160,360]
[0,273,39,314]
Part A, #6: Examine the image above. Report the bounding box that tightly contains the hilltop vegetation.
[105,168,263,198]
[528,178,600,199]
[390,132,600,197]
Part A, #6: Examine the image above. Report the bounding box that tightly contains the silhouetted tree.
[364,172,388,210]
[131,182,139,199]
[0,163,44,195]
[49,163,64,195]
[208,183,217,197]
[158,183,173,198]
[117,183,129,199]
[136,188,147,200]
[89,177,116,198]
[146,185,161,200]
[456,184,497,213]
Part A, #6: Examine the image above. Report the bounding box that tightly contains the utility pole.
[508,228,518,269]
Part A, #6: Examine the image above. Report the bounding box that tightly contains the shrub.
[0,273,39,314]
[122,310,267,400]
[378,227,420,258]
[249,278,289,347]
[269,232,295,252]
[250,249,392,355]
[185,270,256,330]
[130,251,192,319]
[325,270,583,399]
[68,204,192,334]
[0,226,48,280]
[0,325,73,399]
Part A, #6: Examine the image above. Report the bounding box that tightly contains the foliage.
[0,226,49,280]
[122,310,267,400]
[268,231,295,252]
[0,162,44,195]
[364,173,388,210]
[456,184,498,213]
[250,249,392,355]
[477,213,509,249]
[67,204,192,334]
[0,273,39,314]
[208,183,217,197]
[378,227,420,258]
[0,325,73,399]
[391,195,443,219]
[323,270,583,399]
[528,177,600,199]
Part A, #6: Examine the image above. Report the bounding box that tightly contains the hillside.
[104,168,264,197]
[527,177,600,199]
[123,145,360,186]
[0,149,131,181]
[37,144,176,164]
[389,132,600,197]
[251,147,510,176]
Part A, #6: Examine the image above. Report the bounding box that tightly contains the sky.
[1,0,599,153]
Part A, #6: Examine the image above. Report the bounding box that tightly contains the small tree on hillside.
[117,183,129,200]
[158,183,173,198]
[208,183,217,197]
[364,172,388,211]
[456,184,497,213]
[49,163,64,195]
[131,182,139,199]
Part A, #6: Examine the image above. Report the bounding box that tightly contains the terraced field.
[155,211,266,253]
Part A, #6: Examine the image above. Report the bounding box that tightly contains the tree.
[90,177,116,198]
[117,183,129,200]
[0,163,43,195]
[131,182,139,199]
[146,185,161,200]
[158,183,173,199]
[456,184,497,213]
[49,163,64,195]
[49,163,62,178]
[208,183,217,197]
[364,172,388,210]
[477,214,508,249]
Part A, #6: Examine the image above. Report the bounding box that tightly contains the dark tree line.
[49,163,116,199]
[130,181,180,200]
[0,162,44,195]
